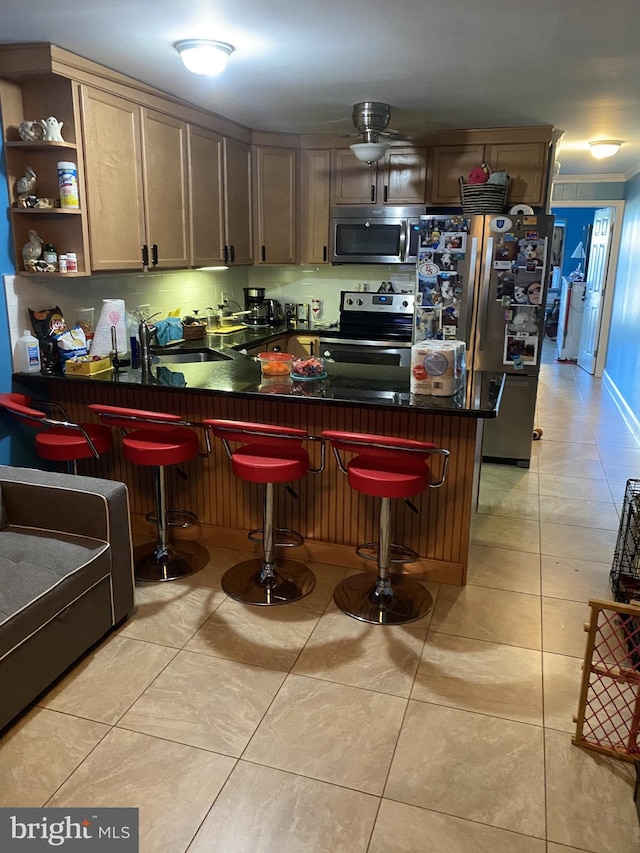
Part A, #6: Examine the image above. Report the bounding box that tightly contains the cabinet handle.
[383,184,388,203]
[230,245,235,263]
[261,245,266,262]
[152,244,158,266]
[370,185,375,203]
[141,244,149,267]
[272,345,281,352]
[310,341,314,356]
[322,245,327,262]
[223,245,229,264]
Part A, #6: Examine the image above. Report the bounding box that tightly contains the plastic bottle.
[57,161,79,209]
[16,330,41,373]
[43,243,57,265]
[66,252,78,273]
[58,254,68,273]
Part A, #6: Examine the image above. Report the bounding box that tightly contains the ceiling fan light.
[175,39,234,76]
[349,141,391,164]
[588,140,622,160]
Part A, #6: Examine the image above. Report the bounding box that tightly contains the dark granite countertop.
[13,327,504,418]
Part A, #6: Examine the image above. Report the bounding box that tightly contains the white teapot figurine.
[39,116,64,142]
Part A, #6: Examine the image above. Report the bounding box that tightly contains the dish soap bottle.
[16,329,41,373]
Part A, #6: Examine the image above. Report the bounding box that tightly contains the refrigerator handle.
[477,236,494,352]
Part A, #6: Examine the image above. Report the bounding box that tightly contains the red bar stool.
[322,430,450,625]
[89,404,209,582]
[203,418,323,605]
[0,392,112,474]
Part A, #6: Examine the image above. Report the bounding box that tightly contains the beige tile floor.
[2,342,640,852]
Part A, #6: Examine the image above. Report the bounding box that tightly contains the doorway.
[550,200,624,377]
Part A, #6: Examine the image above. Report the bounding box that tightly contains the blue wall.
[604,174,640,427]
[0,136,16,464]
[551,206,599,279]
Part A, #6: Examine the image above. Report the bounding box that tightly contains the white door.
[577,207,615,375]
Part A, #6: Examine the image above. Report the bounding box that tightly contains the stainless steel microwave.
[330,205,425,264]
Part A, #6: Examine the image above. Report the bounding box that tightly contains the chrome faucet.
[138,318,157,368]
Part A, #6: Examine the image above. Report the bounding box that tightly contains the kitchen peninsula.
[13,331,503,587]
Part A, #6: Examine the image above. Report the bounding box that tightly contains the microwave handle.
[400,220,409,261]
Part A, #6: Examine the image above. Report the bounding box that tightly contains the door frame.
[550,200,625,377]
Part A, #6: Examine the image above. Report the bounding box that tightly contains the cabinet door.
[428,144,485,205]
[298,149,330,264]
[141,109,189,269]
[81,87,146,271]
[331,149,377,205]
[485,142,548,206]
[381,147,427,204]
[188,125,225,267]
[254,146,297,264]
[223,137,253,265]
[288,335,319,357]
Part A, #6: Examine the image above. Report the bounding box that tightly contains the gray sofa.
[0,465,135,731]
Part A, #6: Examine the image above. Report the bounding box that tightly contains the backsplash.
[3,263,415,369]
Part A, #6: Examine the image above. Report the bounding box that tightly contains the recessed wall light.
[588,140,623,160]
[175,39,235,76]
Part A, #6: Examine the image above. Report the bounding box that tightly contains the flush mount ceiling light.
[175,39,235,76]
[588,140,623,160]
[349,141,391,164]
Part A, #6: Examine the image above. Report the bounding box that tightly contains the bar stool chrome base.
[221,557,316,605]
[134,540,209,583]
[333,572,433,625]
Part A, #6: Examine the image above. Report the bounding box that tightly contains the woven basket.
[182,322,206,340]
[459,177,509,216]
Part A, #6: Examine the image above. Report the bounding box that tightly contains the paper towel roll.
[410,340,466,396]
[90,299,128,357]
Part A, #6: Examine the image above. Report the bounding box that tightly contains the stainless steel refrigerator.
[416,212,555,467]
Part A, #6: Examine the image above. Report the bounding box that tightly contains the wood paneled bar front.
[13,350,502,587]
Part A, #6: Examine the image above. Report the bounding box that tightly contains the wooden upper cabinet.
[484,142,548,206]
[299,149,330,265]
[331,146,427,206]
[81,88,189,270]
[81,87,146,271]
[140,108,189,269]
[254,146,297,264]
[428,141,549,207]
[188,125,225,267]
[427,144,485,206]
[223,137,253,265]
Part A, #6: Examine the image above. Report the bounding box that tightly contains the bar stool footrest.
[145,508,198,529]
[221,557,315,605]
[355,542,419,564]
[134,539,209,582]
[333,571,432,625]
[248,527,304,548]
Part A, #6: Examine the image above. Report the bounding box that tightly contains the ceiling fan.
[343,102,410,163]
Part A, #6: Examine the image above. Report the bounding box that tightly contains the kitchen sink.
[155,349,233,363]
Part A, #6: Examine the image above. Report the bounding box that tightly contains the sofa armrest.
[0,465,135,621]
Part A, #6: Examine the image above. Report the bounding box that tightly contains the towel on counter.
[155,317,183,346]
[156,366,186,387]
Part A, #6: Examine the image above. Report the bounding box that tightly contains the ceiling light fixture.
[349,141,391,164]
[588,140,622,160]
[175,39,235,76]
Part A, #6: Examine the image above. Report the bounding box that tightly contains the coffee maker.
[243,287,269,327]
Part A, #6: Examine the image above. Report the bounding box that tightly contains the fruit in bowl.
[258,352,293,376]
[291,356,326,377]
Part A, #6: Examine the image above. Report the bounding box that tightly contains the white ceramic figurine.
[39,116,64,142]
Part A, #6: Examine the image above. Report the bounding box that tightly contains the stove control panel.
[340,292,415,315]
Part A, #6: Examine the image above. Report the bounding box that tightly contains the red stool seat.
[322,429,449,625]
[203,418,317,605]
[89,403,208,582]
[0,392,112,472]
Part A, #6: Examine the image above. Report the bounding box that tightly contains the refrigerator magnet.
[490,216,512,233]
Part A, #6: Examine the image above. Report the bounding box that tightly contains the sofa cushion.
[0,526,109,628]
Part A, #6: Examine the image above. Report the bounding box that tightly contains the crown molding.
[554,172,627,184]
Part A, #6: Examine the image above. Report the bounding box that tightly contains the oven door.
[320,338,412,367]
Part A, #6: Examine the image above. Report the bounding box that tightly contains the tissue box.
[65,357,113,375]
[410,340,466,396]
